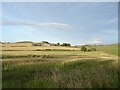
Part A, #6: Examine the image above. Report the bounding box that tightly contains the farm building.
[32,43,57,46]
[32,43,42,46]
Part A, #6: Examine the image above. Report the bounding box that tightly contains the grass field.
[1,43,119,88]
[93,44,118,56]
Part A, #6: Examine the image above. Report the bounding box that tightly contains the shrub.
[88,49,92,52]
[92,48,96,51]
[81,46,87,52]
[45,49,51,51]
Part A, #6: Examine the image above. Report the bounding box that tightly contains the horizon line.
[0,40,119,46]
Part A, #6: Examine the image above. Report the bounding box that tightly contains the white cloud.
[87,38,103,45]
[89,40,102,44]
[79,37,103,45]
[2,19,70,29]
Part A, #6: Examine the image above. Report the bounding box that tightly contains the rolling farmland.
[1,43,119,88]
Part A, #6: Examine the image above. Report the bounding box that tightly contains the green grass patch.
[93,44,118,56]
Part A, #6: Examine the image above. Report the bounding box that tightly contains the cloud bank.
[2,19,70,29]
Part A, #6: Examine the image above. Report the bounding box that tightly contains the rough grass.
[2,58,118,88]
[2,52,118,88]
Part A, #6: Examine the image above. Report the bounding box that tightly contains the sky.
[1,2,118,45]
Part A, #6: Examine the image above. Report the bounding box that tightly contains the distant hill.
[75,44,118,56]
[92,44,118,56]
[16,41,33,43]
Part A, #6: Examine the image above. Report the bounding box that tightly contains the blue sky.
[1,2,118,45]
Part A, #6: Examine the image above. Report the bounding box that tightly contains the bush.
[91,48,96,51]
[87,48,96,52]
[81,46,87,52]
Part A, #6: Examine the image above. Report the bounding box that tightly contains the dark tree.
[61,43,71,46]
[41,41,49,43]
[57,43,60,46]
